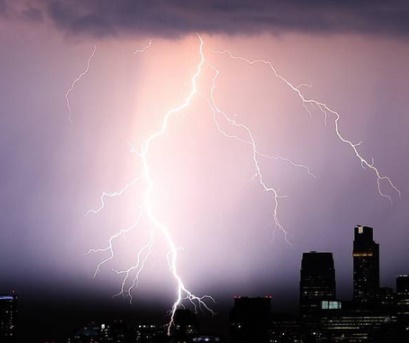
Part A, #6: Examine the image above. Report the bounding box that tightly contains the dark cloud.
[21,6,44,22]
[0,0,43,22]
[4,1,409,38]
[0,0,11,17]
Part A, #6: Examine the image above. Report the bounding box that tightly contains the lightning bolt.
[210,48,401,202]
[134,40,152,54]
[200,56,317,243]
[85,177,142,216]
[130,36,215,332]
[87,37,215,335]
[85,35,400,335]
[65,45,97,123]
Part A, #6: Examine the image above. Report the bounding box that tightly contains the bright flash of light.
[84,35,400,335]
[134,36,215,332]
[87,37,215,335]
[65,45,97,123]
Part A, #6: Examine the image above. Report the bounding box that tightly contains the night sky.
[1,0,409,338]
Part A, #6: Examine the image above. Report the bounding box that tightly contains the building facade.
[299,251,336,318]
[396,275,409,324]
[230,296,272,343]
[353,225,380,302]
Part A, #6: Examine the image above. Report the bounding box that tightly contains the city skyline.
[3,224,409,342]
[1,1,409,335]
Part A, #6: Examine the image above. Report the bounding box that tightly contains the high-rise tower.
[353,225,379,302]
[299,251,336,317]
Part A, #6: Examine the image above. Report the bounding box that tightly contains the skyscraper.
[230,296,272,343]
[299,251,336,317]
[353,225,380,302]
[396,275,409,323]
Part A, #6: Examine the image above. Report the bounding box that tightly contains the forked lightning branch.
[66,35,400,334]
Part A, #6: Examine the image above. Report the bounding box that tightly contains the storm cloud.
[3,0,409,39]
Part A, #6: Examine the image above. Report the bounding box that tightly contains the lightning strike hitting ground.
[85,35,400,335]
[65,45,97,123]
[130,36,215,332]
[87,37,215,334]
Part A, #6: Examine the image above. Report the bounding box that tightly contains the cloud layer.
[3,0,409,39]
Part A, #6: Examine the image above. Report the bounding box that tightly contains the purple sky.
[1,0,409,322]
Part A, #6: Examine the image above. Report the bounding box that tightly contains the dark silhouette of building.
[100,320,136,343]
[170,309,199,342]
[297,225,402,342]
[66,320,136,343]
[353,225,380,303]
[299,251,336,318]
[0,293,17,343]
[318,299,398,343]
[67,322,101,343]
[270,313,303,343]
[376,287,395,309]
[136,323,167,343]
[229,296,271,343]
[396,275,409,324]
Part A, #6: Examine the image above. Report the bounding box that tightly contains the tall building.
[299,251,336,317]
[353,225,380,302]
[396,275,409,323]
[229,296,271,343]
[319,302,397,343]
[171,309,199,342]
[100,320,136,343]
[136,323,167,343]
[0,293,17,343]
